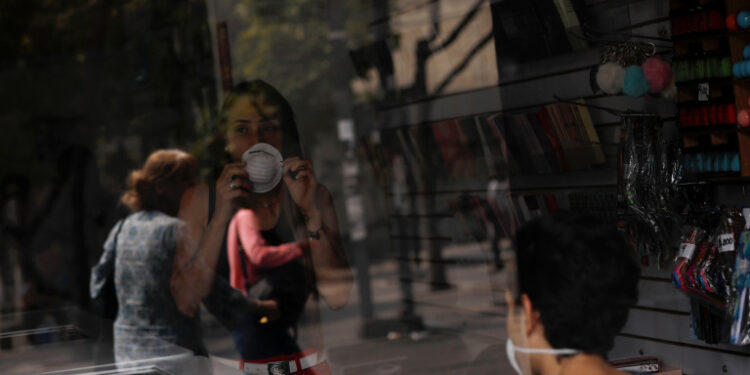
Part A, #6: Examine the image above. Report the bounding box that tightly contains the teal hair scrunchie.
[623,66,650,97]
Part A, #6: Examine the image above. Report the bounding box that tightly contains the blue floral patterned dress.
[90,211,206,363]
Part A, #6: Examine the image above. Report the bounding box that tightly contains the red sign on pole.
[217,21,233,93]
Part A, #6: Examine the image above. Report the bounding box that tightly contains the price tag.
[679,243,696,258]
[698,83,709,102]
[719,234,735,252]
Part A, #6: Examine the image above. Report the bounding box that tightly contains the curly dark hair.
[514,212,640,357]
[121,149,197,214]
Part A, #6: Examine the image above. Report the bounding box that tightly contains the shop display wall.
[357,0,750,373]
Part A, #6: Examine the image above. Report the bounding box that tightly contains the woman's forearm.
[172,209,231,316]
[304,188,353,309]
[308,228,352,309]
[190,216,229,285]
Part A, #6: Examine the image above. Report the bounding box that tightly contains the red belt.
[215,349,326,375]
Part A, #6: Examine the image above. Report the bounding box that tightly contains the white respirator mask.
[241,143,284,193]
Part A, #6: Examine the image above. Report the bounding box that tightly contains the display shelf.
[681,123,739,134]
[676,76,734,86]
[683,142,739,150]
[677,97,736,107]
[678,175,750,185]
[670,0,725,17]
[682,172,742,182]
[672,29,728,41]
[673,49,731,60]
[725,3,750,176]
[510,169,616,192]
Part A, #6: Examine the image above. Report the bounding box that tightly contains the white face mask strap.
[506,339,580,375]
[512,347,579,355]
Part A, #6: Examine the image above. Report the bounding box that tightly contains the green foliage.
[227,0,370,154]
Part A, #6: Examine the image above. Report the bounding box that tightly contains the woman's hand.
[282,158,318,217]
[259,299,281,322]
[296,239,311,254]
[215,161,252,220]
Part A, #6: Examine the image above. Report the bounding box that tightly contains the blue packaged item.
[722,153,731,172]
[716,153,725,172]
[695,153,703,173]
[687,154,698,173]
[731,153,741,172]
[730,208,750,345]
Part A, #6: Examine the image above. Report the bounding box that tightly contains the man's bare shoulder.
[561,355,626,375]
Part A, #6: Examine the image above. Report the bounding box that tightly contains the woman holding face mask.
[504,212,639,375]
[171,80,352,374]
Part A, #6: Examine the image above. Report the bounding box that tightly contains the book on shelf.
[543,104,570,151]
[524,195,544,218]
[491,0,577,63]
[486,114,523,176]
[512,195,531,223]
[552,0,588,51]
[507,192,568,226]
[396,100,609,182]
[514,114,553,174]
[405,126,426,169]
[458,117,487,176]
[395,128,424,184]
[526,112,562,172]
[477,115,506,166]
[544,194,560,212]
[474,116,496,173]
[555,102,592,170]
[571,100,606,165]
[487,183,517,237]
[499,115,540,175]
[431,120,469,179]
[536,106,570,171]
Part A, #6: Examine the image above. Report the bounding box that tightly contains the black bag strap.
[113,218,126,249]
[91,217,126,319]
[108,218,126,276]
[237,234,250,292]
[209,181,216,222]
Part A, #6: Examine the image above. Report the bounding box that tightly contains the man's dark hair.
[515,211,640,357]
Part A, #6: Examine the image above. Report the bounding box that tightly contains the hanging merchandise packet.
[714,210,737,305]
[673,225,704,291]
[730,208,750,345]
[698,241,718,294]
[688,240,710,291]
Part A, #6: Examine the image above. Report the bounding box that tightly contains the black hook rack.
[552,95,663,118]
